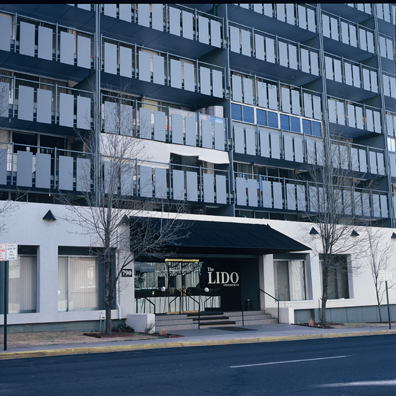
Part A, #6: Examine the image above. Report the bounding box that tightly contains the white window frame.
[58,255,99,312]
[274,259,307,301]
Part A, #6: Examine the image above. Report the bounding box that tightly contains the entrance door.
[200,260,241,312]
[220,260,241,312]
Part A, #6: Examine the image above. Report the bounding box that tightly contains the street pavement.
[1,323,396,360]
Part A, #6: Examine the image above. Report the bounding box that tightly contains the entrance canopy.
[131,218,310,257]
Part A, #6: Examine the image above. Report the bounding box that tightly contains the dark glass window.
[243,106,254,123]
[312,121,321,137]
[257,109,267,126]
[280,114,290,130]
[268,111,278,128]
[290,116,301,133]
[231,104,242,121]
[302,119,311,135]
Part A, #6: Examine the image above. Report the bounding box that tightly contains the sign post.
[385,280,391,330]
[379,270,392,329]
[3,260,8,350]
[1,243,17,351]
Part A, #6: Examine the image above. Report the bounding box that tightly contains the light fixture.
[391,232,396,239]
[43,210,56,221]
[350,230,359,237]
[309,227,319,235]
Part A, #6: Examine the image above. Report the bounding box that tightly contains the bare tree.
[60,89,188,334]
[299,137,375,324]
[363,226,395,322]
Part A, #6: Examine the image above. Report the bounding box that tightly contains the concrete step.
[199,320,236,327]
[227,314,274,320]
[154,310,278,331]
[192,316,230,321]
[187,311,223,317]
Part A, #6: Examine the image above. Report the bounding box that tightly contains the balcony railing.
[228,21,320,77]
[0,76,93,130]
[324,53,379,94]
[0,12,93,69]
[100,4,224,49]
[233,173,389,219]
[102,96,228,151]
[232,121,386,176]
[102,157,230,205]
[101,39,225,99]
[238,4,317,34]
[321,11,376,55]
[0,142,92,192]
[0,142,230,206]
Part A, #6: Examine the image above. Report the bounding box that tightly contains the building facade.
[0,4,395,330]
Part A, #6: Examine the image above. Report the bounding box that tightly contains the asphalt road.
[0,335,395,395]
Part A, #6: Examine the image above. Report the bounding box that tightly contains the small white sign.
[0,244,18,261]
[6,244,17,261]
[378,270,393,282]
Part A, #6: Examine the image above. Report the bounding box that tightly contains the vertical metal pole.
[198,302,200,329]
[277,299,280,324]
[385,280,391,329]
[4,261,8,351]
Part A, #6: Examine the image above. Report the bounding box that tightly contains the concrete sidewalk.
[1,323,396,360]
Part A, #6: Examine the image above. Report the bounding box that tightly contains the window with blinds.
[8,255,37,313]
[58,256,99,311]
[274,260,306,301]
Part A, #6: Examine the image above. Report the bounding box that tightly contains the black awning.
[131,218,310,257]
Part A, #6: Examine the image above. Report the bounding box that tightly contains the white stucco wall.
[0,202,135,326]
[0,203,395,326]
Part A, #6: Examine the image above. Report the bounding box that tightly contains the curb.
[1,329,396,360]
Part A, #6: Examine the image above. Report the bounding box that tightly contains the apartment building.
[0,4,395,330]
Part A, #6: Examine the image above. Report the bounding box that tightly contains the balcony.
[0,143,92,193]
[0,12,93,81]
[0,76,92,135]
[102,96,228,151]
[101,156,229,206]
[100,4,224,60]
[327,97,382,138]
[321,11,375,62]
[228,4,317,43]
[233,172,389,219]
[0,140,230,207]
[101,39,225,106]
[232,120,386,178]
[324,53,379,102]
[383,73,396,112]
[228,21,320,85]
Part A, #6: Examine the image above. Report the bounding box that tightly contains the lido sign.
[207,266,240,287]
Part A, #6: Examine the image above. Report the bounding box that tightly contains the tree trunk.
[375,288,383,322]
[321,262,329,325]
[105,302,112,335]
[321,296,327,325]
[104,254,112,335]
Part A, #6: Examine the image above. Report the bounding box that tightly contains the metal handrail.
[185,294,201,329]
[135,297,156,315]
[258,289,279,324]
